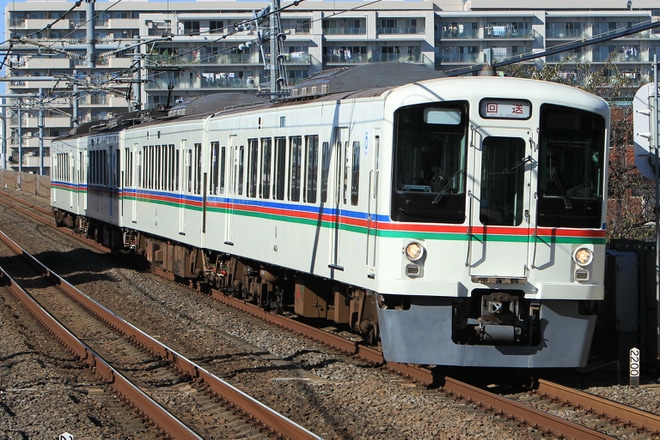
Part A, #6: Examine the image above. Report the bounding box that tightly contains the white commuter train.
[51,65,610,368]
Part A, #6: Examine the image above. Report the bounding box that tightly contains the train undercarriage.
[133,229,381,344]
[53,209,380,345]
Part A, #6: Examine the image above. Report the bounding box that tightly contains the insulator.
[276,32,286,41]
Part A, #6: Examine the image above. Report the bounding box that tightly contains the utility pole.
[85,0,96,69]
[38,89,45,175]
[654,55,660,361]
[133,37,142,111]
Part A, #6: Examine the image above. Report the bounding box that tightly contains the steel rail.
[0,244,203,439]
[203,276,437,385]
[538,379,660,434]
[0,230,321,440]
[443,377,613,440]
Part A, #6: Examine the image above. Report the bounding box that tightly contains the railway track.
[2,189,659,439]
[0,227,319,439]
[533,379,660,436]
[445,377,660,439]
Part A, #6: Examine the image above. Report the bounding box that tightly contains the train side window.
[165,145,170,190]
[89,150,94,184]
[168,144,175,191]
[247,138,258,198]
[80,151,85,186]
[194,142,202,195]
[149,145,155,189]
[237,145,245,196]
[123,147,130,187]
[102,149,108,186]
[163,144,167,190]
[260,138,272,199]
[66,154,70,181]
[274,137,286,200]
[91,150,97,185]
[151,146,156,189]
[289,136,302,202]
[219,146,226,194]
[161,146,166,191]
[138,150,143,188]
[155,145,162,190]
[304,135,319,203]
[321,141,330,203]
[351,141,360,206]
[186,148,193,193]
[210,141,220,195]
[161,145,167,190]
[174,148,180,192]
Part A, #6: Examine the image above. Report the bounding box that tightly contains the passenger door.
[224,137,238,245]
[468,127,534,280]
[329,127,348,274]
[366,131,379,278]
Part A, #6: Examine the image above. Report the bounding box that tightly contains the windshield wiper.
[432,169,464,205]
[503,155,534,173]
[550,168,572,209]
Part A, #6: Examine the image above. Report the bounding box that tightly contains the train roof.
[288,63,446,99]
[167,93,271,118]
[56,64,447,140]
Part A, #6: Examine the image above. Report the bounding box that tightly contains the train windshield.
[537,104,606,228]
[391,101,468,223]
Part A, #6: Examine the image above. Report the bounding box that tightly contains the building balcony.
[106,18,139,29]
[7,149,51,169]
[376,26,425,35]
[438,52,480,64]
[23,152,51,169]
[546,29,587,39]
[323,27,366,36]
[23,19,69,30]
[323,53,423,64]
[22,57,72,69]
[145,75,261,91]
[439,27,479,39]
[150,52,262,66]
[9,136,43,148]
[484,27,538,40]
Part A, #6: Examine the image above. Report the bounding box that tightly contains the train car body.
[52,134,87,224]
[51,67,610,368]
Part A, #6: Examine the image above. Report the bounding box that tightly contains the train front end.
[376,77,609,368]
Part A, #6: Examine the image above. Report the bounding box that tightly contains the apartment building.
[2,0,659,174]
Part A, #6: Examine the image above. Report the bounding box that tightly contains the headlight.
[572,247,593,267]
[404,241,425,262]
